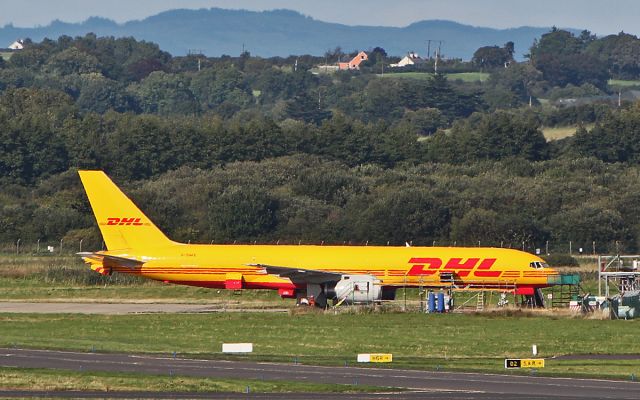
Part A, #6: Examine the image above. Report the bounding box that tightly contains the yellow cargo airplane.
[78,170,560,307]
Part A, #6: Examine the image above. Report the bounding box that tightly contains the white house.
[390,52,426,68]
[8,39,24,50]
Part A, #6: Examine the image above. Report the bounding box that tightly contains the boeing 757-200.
[78,170,560,307]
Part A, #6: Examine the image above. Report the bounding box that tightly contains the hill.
[0,8,578,59]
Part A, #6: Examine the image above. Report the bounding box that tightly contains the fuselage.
[78,170,560,303]
[96,243,558,292]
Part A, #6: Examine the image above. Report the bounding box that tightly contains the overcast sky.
[2,0,638,36]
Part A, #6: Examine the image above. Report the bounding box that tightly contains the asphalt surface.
[0,302,287,314]
[2,348,640,399]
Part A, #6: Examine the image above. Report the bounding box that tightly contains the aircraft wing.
[250,264,342,284]
[78,252,144,269]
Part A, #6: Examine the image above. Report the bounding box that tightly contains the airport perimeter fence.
[0,238,628,259]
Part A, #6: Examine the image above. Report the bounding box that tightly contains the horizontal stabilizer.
[78,252,144,269]
[250,263,342,284]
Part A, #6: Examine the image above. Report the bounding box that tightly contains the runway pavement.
[1,348,639,399]
[0,302,287,314]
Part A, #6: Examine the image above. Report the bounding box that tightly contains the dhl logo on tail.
[102,217,145,226]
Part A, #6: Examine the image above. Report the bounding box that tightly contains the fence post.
[79,239,83,253]
[16,239,20,255]
[59,239,63,255]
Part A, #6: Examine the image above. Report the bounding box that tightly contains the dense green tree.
[484,63,544,108]
[44,47,100,76]
[585,32,640,79]
[207,186,279,241]
[530,29,610,89]
[284,93,332,124]
[425,111,549,163]
[573,104,640,163]
[394,108,447,136]
[0,88,72,184]
[131,71,198,115]
[189,66,252,112]
[74,74,138,113]
[349,187,451,245]
[472,42,514,70]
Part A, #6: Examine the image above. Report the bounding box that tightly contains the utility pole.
[428,40,444,74]
[619,91,622,107]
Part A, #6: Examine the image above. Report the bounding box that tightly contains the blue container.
[437,292,445,313]
[428,292,436,313]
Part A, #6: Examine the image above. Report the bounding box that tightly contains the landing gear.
[522,289,546,308]
[296,284,328,308]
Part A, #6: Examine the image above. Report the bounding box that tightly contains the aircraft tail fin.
[78,170,173,251]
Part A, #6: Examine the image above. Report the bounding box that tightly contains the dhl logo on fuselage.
[407,257,501,278]
[102,217,144,226]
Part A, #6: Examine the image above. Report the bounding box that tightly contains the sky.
[2,0,638,36]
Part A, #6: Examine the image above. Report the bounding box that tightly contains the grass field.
[1,312,638,379]
[446,72,490,82]
[0,254,637,383]
[379,72,489,82]
[0,367,387,393]
[542,124,594,141]
[609,79,640,88]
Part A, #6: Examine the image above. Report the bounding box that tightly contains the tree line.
[2,156,640,255]
[2,33,640,253]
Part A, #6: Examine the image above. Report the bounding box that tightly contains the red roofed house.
[338,51,368,70]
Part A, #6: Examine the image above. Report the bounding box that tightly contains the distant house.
[338,51,368,70]
[390,52,426,68]
[8,39,24,50]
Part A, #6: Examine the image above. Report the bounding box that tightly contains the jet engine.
[325,274,382,304]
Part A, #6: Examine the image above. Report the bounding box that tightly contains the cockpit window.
[530,261,549,269]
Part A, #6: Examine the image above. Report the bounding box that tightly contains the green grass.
[1,312,638,378]
[542,124,594,141]
[380,72,489,82]
[446,72,490,82]
[0,255,633,380]
[0,367,389,393]
[608,79,640,88]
